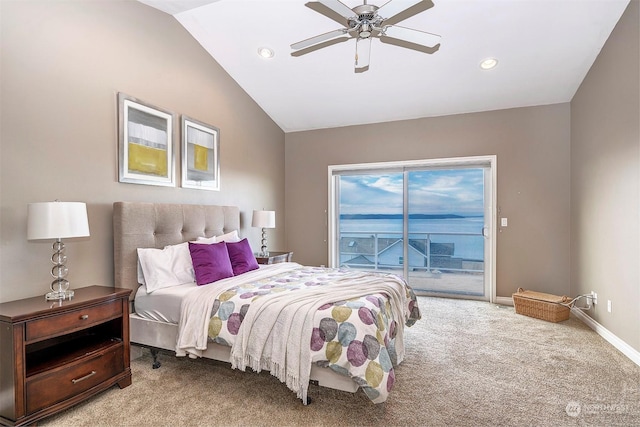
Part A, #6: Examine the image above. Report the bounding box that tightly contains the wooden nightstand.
[0,286,132,426]
[255,251,293,265]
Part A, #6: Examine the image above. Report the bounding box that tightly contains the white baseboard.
[495,296,514,306]
[571,308,640,368]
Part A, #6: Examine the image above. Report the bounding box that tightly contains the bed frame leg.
[150,348,161,369]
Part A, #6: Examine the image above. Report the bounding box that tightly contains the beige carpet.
[42,297,640,426]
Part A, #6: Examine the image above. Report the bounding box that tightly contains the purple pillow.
[226,238,259,275]
[188,241,234,285]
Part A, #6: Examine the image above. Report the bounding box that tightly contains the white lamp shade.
[27,202,90,240]
[251,210,275,228]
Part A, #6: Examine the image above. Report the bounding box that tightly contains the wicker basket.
[512,288,571,323]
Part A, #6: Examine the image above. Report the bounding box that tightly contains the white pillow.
[137,259,146,285]
[195,235,216,244]
[215,230,240,242]
[196,230,240,244]
[137,242,195,293]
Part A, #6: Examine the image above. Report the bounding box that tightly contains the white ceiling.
[138,0,629,132]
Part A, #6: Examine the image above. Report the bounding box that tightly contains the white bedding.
[134,282,198,324]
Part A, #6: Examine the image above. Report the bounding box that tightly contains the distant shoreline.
[340,214,482,220]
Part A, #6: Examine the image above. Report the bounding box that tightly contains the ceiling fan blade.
[355,37,371,71]
[377,0,432,22]
[382,24,441,48]
[378,0,435,26]
[291,28,348,50]
[317,0,357,20]
[305,1,351,26]
[291,36,350,57]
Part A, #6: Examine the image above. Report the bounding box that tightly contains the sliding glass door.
[337,172,404,273]
[406,168,486,297]
[329,157,495,301]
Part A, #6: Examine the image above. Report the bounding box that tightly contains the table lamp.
[27,201,90,300]
[251,210,275,257]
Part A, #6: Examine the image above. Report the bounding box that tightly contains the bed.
[113,201,420,404]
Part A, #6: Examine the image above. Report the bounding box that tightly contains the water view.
[340,216,484,261]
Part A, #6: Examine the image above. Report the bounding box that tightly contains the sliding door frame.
[328,155,498,303]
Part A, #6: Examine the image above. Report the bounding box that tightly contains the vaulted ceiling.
[138,0,629,132]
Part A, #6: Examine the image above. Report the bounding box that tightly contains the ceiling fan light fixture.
[258,47,275,59]
[480,58,498,70]
[359,22,372,38]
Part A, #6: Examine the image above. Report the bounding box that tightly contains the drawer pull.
[80,314,89,320]
[71,371,96,384]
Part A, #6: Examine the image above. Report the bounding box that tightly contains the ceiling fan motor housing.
[353,4,377,19]
[350,4,383,38]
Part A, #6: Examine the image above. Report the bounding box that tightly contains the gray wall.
[0,0,285,302]
[285,104,572,299]
[571,0,639,351]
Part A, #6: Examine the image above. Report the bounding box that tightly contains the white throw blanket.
[229,270,409,404]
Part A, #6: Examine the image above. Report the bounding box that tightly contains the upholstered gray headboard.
[113,202,240,299]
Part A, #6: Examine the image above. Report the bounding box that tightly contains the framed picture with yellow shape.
[118,93,175,186]
[181,116,220,191]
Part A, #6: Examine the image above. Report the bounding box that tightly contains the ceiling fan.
[290,0,441,72]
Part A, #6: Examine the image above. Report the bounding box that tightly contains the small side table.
[0,285,132,426]
[255,251,293,265]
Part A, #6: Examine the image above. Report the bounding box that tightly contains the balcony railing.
[339,231,484,274]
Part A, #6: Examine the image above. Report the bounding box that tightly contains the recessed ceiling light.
[257,47,274,59]
[480,58,498,70]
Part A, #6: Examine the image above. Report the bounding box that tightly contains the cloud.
[369,176,403,194]
[340,174,403,214]
[339,169,484,215]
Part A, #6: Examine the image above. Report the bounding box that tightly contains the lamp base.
[45,289,74,301]
[260,228,269,258]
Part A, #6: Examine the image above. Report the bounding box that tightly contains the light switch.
[501,218,508,227]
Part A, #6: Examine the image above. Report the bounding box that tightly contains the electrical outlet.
[607,300,612,313]
[591,291,597,305]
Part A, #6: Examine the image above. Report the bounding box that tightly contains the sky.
[339,168,485,216]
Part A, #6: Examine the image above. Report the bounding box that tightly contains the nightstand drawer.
[26,300,122,342]
[26,344,124,414]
